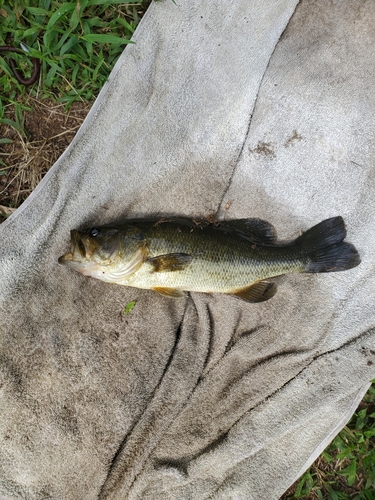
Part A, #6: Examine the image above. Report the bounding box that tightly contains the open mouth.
[58,230,87,264]
[71,230,86,258]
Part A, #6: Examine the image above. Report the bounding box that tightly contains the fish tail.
[295,216,361,273]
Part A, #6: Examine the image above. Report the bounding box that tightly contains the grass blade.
[47,3,75,30]
[86,0,140,5]
[81,34,134,44]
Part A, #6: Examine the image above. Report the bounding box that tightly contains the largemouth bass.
[58,216,360,302]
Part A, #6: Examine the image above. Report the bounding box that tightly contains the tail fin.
[296,217,361,273]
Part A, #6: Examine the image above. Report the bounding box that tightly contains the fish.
[58,216,360,302]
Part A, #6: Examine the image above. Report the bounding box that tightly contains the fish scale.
[128,222,304,292]
[58,216,360,303]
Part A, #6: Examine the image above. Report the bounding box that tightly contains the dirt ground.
[0,98,90,216]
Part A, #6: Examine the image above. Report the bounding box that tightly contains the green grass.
[0,0,148,120]
[285,380,375,499]
[0,0,149,204]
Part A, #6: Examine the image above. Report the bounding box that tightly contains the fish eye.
[90,228,100,237]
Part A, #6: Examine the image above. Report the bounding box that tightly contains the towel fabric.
[0,1,374,499]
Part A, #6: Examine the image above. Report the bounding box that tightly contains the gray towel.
[0,1,374,499]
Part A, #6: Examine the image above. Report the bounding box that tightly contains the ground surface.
[0,99,89,214]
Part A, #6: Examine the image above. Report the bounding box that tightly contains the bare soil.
[0,98,90,213]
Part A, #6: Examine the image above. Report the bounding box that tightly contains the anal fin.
[230,281,277,303]
[153,287,187,298]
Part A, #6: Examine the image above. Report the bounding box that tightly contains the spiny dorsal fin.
[153,287,187,298]
[230,281,277,303]
[148,253,192,272]
[218,219,276,245]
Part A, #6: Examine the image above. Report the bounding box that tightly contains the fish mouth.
[58,252,73,265]
[58,230,88,265]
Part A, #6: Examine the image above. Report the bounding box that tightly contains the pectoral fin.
[148,253,192,272]
[230,281,277,303]
[153,287,187,298]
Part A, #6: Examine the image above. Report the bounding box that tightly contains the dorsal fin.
[218,219,276,245]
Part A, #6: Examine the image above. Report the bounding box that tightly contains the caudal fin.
[295,217,361,273]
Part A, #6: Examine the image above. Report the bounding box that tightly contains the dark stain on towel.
[284,129,303,147]
[249,141,276,158]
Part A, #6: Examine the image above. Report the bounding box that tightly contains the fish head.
[58,225,147,283]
